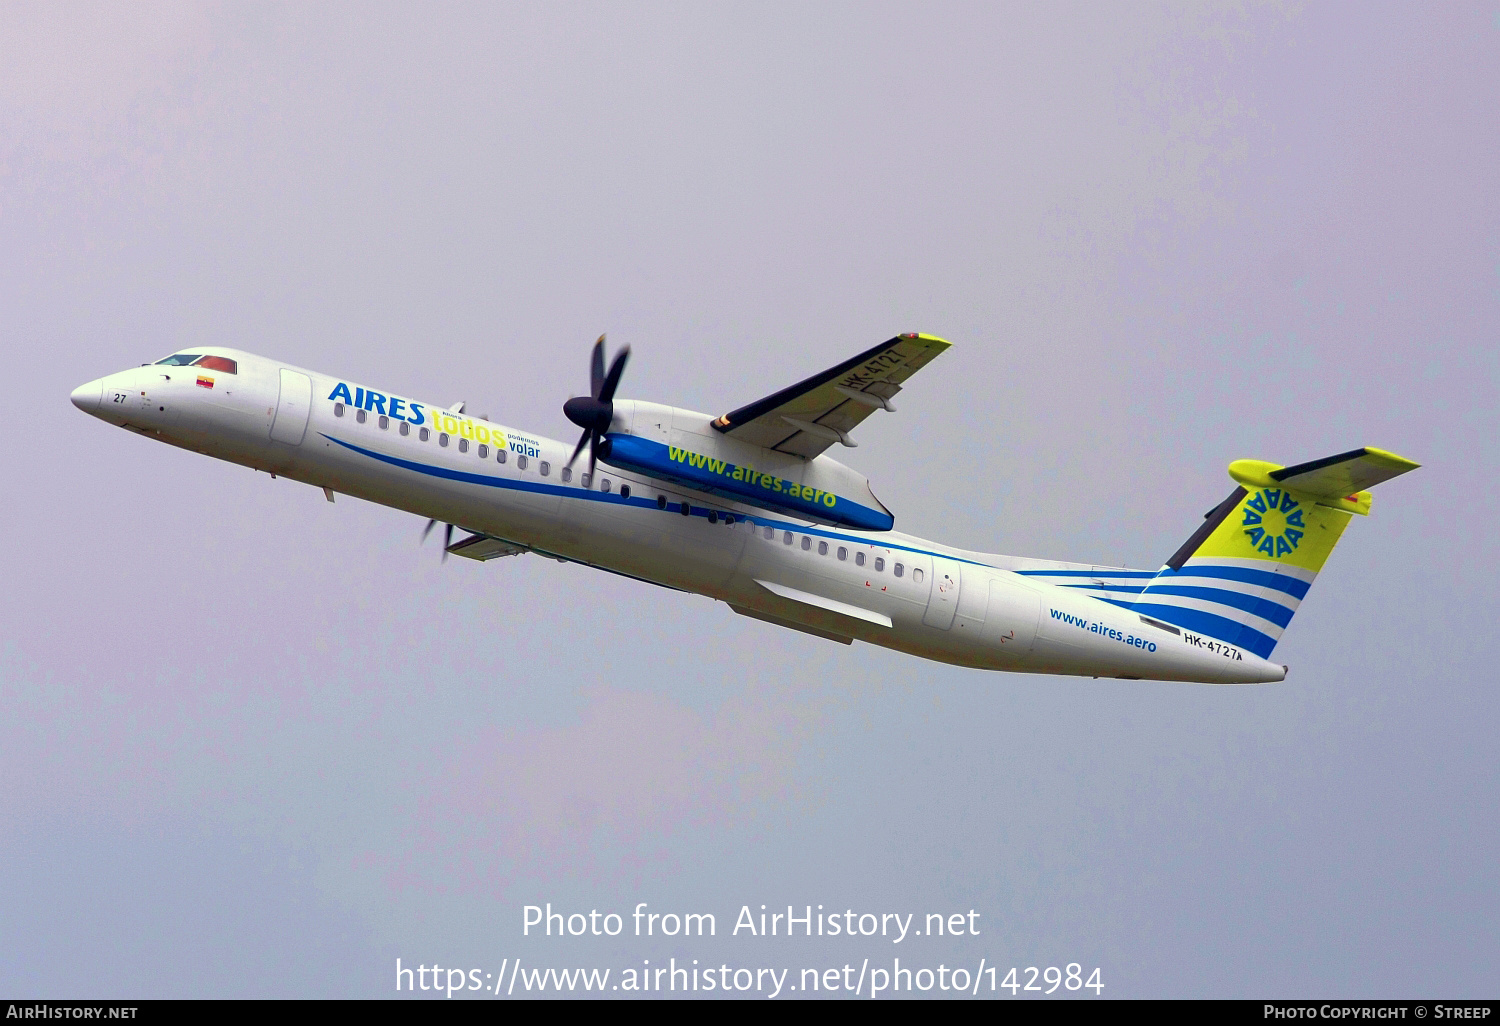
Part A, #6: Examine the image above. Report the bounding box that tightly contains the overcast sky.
[1,1,1496,997]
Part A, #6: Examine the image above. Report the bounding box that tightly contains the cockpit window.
[192,355,237,374]
[155,353,202,366]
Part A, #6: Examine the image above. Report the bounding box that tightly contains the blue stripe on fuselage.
[1152,564,1311,599]
[1129,602,1278,658]
[1135,584,1296,628]
[320,432,993,567]
[1015,569,1158,579]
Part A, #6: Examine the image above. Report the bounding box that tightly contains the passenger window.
[498,449,507,463]
[874,557,885,572]
[378,415,389,430]
[855,551,866,567]
[579,471,588,486]
[537,461,548,477]
[801,536,811,551]
[818,540,828,556]
[763,526,773,540]
[356,408,367,424]
[562,467,572,483]
[681,501,691,516]
[458,438,468,453]
[894,562,904,578]
[838,546,848,561]
[708,510,718,524]
[517,454,527,470]
[783,531,793,545]
[419,427,430,441]
[619,484,629,498]
[334,402,345,417]
[399,421,409,436]
[913,568,924,583]
[657,494,667,510]
[600,478,611,492]
[477,443,488,458]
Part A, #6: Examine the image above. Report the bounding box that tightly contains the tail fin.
[1133,448,1419,658]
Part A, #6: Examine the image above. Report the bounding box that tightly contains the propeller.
[422,517,454,562]
[563,334,629,481]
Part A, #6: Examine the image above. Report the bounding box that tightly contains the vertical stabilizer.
[1132,448,1418,658]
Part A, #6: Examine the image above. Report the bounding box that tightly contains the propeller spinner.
[563,334,629,480]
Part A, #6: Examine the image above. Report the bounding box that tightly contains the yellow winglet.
[905,332,951,348]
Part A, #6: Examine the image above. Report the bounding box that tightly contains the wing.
[710,333,950,458]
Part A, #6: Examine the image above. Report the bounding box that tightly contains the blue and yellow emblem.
[1241,488,1305,558]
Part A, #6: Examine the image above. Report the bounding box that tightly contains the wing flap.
[712,333,950,458]
[446,533,529,561]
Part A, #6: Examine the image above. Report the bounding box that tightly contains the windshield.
[153,353,237,373]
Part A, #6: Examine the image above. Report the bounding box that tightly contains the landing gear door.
[922,556,962,630]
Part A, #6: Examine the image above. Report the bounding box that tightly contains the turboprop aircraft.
[70,334,1418,684]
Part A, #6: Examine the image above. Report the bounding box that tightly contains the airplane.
[69,334,1418,684]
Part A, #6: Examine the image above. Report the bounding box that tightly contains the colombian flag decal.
[196,376,214,389]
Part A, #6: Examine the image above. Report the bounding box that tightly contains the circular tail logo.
[1242,488,1305,558]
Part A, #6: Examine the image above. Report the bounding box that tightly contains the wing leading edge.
[711,333,950,458]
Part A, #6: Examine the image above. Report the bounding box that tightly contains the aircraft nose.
[70,378,102,413]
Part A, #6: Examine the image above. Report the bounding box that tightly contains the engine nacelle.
[603,401,894,530]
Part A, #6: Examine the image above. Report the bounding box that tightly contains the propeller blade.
[442,522,453,561]
[590,335,606,399]
[587,433,598,484]
[422,519,437,543]
[598,345,630,404]
[567,427,590,468]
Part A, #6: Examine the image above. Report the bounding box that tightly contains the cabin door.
[271,369,312,445]
[922,556,962,629]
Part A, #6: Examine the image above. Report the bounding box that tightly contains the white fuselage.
[71,349,1286,684]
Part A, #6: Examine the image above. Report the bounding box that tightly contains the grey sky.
[1,1,1495,997]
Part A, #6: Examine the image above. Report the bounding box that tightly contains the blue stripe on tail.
[1140,585,1297,628]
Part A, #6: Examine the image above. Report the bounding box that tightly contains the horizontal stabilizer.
[1270,447,1420,497]
[1227,447,1419,514]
